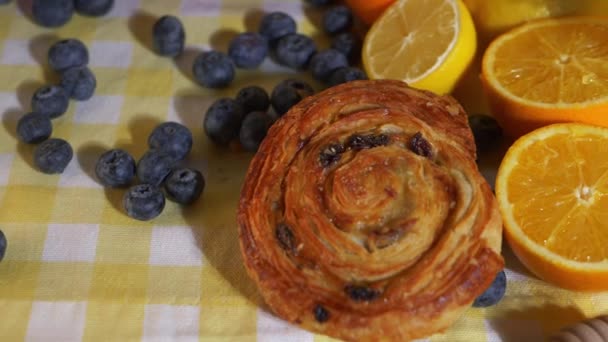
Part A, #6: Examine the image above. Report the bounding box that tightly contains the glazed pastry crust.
[238,80,504,341]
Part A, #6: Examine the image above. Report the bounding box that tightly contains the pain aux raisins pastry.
[238,80,504,341]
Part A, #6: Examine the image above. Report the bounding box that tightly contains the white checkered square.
[143,304,200,342]
[26,301,87,342]
[105,0,141,17]
[0,153,14,186]
[1,40,37,65]
[89,41,133,68]
[73,95,123,124]
[262,1,304,20]
[42,224,99,262]
[0,91,22,110]
[180,0,221,17]
[58,152,103,188]
[149,226,203,266]
[257,309,314,342]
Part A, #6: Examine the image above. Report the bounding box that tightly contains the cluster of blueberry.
[95,122,204,221]
[28,0,114,28]
[187,5,366,90]
[16,39,96,174]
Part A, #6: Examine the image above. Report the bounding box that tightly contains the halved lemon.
[362,0,476,95]
[496,123,608,291]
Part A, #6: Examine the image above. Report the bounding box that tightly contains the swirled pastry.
[238,80,504,341]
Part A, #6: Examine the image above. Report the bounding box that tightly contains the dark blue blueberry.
[192,50,235,88]
[236,85,270,114]
[468,114,503,153]
[32,0,73,28]
[228,32,268,69]
[164,167,205,205]
[136,150,175,186]
[147,122,192,161]
[328,67,367,86]
[34,138,73,174]
[473,270,507,308]
[60,67,96,101]
[309,49,349,82]
[16,112,52,144]
[74,0,114,17]
[306,0,332,6]
[274,33,317,70]
[239,111,274,152]
[204,98,245,146]
[153,15,185,57]
[271,79,314,116]
[95,149,136,188]
[259,12,297,43]
[331,32,361,63]
[48,39,89,72]
[123,183,165,221]
[323,5,352,35]
[0,230,6,261]
[31,85,69,119]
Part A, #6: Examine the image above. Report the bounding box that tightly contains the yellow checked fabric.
[0,1,606,341]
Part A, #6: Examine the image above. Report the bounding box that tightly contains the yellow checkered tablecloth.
[0,1,607,341]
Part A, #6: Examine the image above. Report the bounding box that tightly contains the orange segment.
[496,123,608,291]
[481,16,608,138]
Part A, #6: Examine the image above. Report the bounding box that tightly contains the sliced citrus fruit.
[481,16,608,138]
[362,0,476,95]
[496,123,608,291]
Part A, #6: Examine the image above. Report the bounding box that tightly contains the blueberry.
[259,12,297,43]
[95,149,136,188]
[32,0,73,28]
[147,122,193,161]
[309,49,349,82]
[31,85,69,119]
[204,98,245,146]
[323,5,352,35]
[331,32,361,63]
[192,50,235,88]
[0,230,6,262]
[164,167,205,205]
[239,111,274,152]
[123,184,165,221]
[16,112,52,144]
[34,138,73,174]
[74,0,114,17]
[48,39,89,72]
[468,114,503,152]
[60,67,96,101]
[271,79,314,116]
[136,150,175,186]
[473,270,507,308]
[228,32,268,69]
[153,15,185,57]
[236,86,270,114]
[328,67,367,86]
[274,33,317,70]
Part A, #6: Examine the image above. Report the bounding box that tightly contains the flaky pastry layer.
[238,80,504,341]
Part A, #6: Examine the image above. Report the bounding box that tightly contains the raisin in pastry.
[238,80,504,341]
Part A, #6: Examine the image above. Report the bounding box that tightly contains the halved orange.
[496,123,608,291]
[481,16,608,138]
